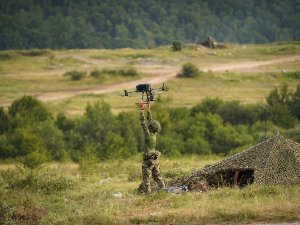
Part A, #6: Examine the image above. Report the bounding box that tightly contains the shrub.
[64,70,86,80]
[0,51,21,60]
[172,41,182,51]
[122,67,138,76]
[9,95,52,122]
[90,69,101,78]
[93,67,138,77]
[177,62,200,78]
[2,169,76,193]
[286,70,300,79]
[18,49,52,56]
[21,150,47,170]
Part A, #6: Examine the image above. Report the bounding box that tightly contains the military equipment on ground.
[197,36,228,49]
[117,83,166,104]
[168,134,300,190]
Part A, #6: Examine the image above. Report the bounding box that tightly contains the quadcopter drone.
[118,83,166,104]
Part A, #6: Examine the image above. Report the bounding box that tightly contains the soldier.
[139,99,165,195]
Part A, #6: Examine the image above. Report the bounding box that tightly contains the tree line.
[0,83,299,167]
[0,0,299,50]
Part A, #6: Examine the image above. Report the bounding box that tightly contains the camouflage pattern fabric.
[140,110,157,153]
[140,151,165,194]
[149,120,161,133]
[139,111,165,194]
[169,134,300,189]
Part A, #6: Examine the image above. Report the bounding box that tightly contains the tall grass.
[1,158,300,224]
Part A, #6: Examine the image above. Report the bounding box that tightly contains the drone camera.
[136,83,151,92]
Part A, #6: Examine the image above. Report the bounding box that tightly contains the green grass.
[1,157,300,224]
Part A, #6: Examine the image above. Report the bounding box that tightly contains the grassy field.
[1,43,300,224]
[46,69,300,115]
[1,42,300,113]
[1,157,300,224]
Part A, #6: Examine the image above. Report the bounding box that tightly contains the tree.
[172,40,182,51]
[177,62,200,78]
[291,85,300,120]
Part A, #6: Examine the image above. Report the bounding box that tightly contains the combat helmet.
[149,120,161,133]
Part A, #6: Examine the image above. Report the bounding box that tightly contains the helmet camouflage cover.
[149,120,161,133]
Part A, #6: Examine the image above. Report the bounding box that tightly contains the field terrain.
[1,157,300,224]
[1,42,300,224]
[0,42,300,115]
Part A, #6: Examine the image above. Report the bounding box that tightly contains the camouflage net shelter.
[169,134,300,190]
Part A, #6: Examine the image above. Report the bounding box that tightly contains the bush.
[122,67,138,76]
[9,95,52,123]
[21,150,47,170]
[94,67,138,77]
[90,69,101,78]
[2,169,75,193]
[64,70,86,80]
[177,62,200,78]
[286,71,300,79]
[18,49,52,56]
[0,51,21,60]
[172,41,182,51]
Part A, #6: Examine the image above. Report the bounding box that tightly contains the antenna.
[264,103,267,139]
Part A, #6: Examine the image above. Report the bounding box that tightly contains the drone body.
[118,83,166,104]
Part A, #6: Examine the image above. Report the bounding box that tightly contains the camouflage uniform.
[140,110,165,194]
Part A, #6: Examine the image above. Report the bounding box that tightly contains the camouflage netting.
[169,134,300,190]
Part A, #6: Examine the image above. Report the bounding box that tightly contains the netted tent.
[169,134,300,190]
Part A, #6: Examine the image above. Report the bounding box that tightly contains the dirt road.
[1,55,299,107]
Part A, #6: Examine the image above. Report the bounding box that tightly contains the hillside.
[0,0,299,50]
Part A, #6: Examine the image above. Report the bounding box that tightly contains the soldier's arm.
[139,100,150,135]
[147,99,153,124]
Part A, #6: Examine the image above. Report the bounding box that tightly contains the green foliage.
[21,150,47,169]
[2,169,75,193]
[125,53,153,59]
[291,85,300,120]
[269,104,295,129]
[191,97,223,116]
[97,67,138,77]
[267,83,292,107]
[177,62,200,78]
[1,88,300,163]
[34,120,66,161]
[90,69,102,78]
[64,70,86,80]
[172,41,182,51]
[78,147,98,176]
[1,0,299,50]
[8,95,52,125]
[121,67,138,76]
[266,83,297,128]
[0,51,21,60]
[18,49,52,56]
[286,71,300,80]
[216,101,265,126]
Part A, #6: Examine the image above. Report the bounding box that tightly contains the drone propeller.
[152,83,166,91]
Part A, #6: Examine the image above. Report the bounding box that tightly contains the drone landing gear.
[134,91,156,104]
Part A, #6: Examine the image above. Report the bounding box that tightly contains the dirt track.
[1,55,300,107]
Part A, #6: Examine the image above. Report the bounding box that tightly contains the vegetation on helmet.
[149,120,161,133]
